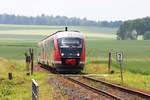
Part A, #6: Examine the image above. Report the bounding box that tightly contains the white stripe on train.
[56,31,84,39]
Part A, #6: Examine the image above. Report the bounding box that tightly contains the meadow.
[0,24,150,99]
[0,24,149,75]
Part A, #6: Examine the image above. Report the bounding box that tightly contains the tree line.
[117,17,150,40]
[0,14,122,27]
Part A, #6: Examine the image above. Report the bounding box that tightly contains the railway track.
[63,75,150,100]
[83,76,150,100]
[63,75,122,100]
[38,65,150,99]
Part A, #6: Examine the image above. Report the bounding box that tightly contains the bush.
[143,31,150,40]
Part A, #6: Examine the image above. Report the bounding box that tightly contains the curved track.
[63,75,122,100]
[39,64,150,100]
[83,76,150,100]
[63,75,150,100]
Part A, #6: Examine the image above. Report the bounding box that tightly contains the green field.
[0,25,149,75]
[0,24,150,99]
[0,24,117,40]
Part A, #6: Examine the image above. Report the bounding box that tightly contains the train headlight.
[77,53,80,56]
[61,53,64,56]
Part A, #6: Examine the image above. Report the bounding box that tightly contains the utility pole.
[29,48,34,75]
[108,51,112,73]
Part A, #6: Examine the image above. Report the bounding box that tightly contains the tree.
[117,17,150,40]
[0,13,122,27]
[143,31,150,40]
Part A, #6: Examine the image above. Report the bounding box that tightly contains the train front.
[55,31,85,72]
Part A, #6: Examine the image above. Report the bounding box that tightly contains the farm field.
[0,24,117,40]
[0,24,150,99]
[0,40,150,75]
[0,25,149,75]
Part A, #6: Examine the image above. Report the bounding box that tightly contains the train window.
[58,38,82,48]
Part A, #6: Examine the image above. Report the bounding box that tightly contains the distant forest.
[117,17,150,40]
[0,14,122,27]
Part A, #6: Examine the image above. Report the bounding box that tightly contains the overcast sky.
[0,0,150,21]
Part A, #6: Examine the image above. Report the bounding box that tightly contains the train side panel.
[38,36,55,67]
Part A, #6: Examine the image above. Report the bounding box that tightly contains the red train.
[38,28,85,72]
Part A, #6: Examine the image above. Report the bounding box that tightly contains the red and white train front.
[54,31,85,72]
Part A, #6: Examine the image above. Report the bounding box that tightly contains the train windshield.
[58,38,82,48]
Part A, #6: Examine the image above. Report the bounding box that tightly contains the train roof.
[39,30,83,43]
[55,31,84,39]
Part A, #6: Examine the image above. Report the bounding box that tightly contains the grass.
[0,24,149,75]
[0,24,150,99]
[86,40,150,75]
[0,59,53,100]
[0,40,38,59]
[104,71,150,91]
[1,39,149,75]
[84,59,150,91]
[0,24,117,34]
[0,24,117,40]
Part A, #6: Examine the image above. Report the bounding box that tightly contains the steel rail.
[83,76,150,99]
[64,76,122,100]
